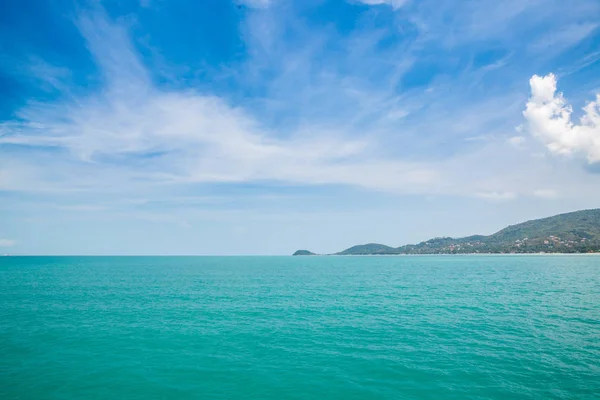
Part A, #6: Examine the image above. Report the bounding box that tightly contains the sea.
[1,255,599,399]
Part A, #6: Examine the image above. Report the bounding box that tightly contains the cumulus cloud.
[355,0,408,9]
[0,239,16,247]
[523,73,600,163]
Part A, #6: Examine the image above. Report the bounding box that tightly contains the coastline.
[296,252,600,256]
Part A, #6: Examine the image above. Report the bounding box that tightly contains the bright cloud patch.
[523,73,600,163]
[355,0,407,9]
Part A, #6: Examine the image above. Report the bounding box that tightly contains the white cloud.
[0,10,436,194]
[0,83,439,191]
[523,73,600,163]
[355,0,408,9]
[0,239,16,247]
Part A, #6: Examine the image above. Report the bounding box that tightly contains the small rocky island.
[293,209,600,255]
[292,250,316,256]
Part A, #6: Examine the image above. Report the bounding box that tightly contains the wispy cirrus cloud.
[0,9,437,194]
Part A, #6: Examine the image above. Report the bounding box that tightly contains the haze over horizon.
[1,0,600,255]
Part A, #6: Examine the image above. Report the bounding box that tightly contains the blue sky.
[1,0,600,255]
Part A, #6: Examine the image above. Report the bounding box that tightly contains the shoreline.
[2,253,600,257]
[297,252,600,257]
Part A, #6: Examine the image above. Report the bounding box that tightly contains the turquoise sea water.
[1,255,599,399]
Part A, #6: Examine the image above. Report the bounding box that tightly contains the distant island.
[292,250,317,256]
[293,209,600,255]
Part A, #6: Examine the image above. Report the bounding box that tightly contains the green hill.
[292,250,316,256]
[336,243,396,255]
[294,209,600,255]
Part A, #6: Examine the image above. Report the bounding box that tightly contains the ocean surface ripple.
[1,255,599,399]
